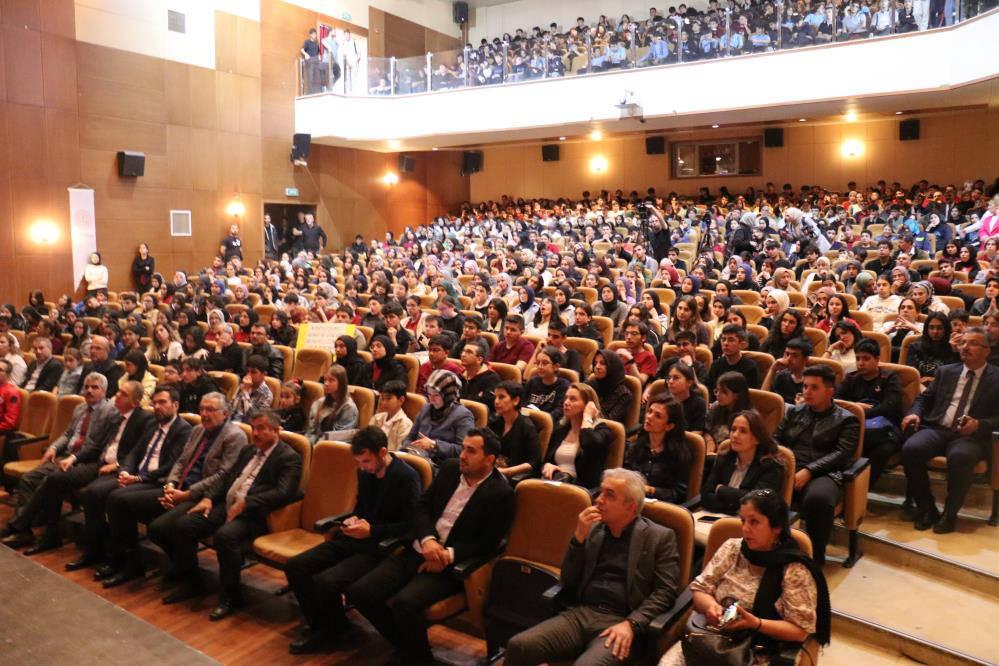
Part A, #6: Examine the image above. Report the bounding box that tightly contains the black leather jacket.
[774,403,859,484]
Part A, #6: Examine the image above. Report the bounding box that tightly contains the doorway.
[263,202,318,258]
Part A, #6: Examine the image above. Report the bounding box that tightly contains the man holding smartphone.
[285,427,422,654]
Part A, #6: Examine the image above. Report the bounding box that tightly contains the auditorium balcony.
[294,8,998,151]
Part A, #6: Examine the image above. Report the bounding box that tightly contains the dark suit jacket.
[560,515,680,630]
[910,362,999,442]
[351,453,422,546]
[48,399,118,458]
[76,359,124,394]
[208,343,246,376]
[77,408,155,465]
[701,452,785,514]
[122,416,194,482]
[208,440,302,516]
[21,358,64,392]
[412,459,514,564]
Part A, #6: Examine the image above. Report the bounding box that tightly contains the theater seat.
[523,409,554,460]
[749,389,786,434]
[293,347,331,382]
[253,441,358,565]
[396,354,420,393]
[490,361,522,384]
[2,391,65,482]
[461,399,489,428]
[482,479,592,656]
[263,432,312,533]
[833,399,870,568]
[349,385,376,427]
[642,500,696,655]
[563,337,598,375]
[208,371,239,401]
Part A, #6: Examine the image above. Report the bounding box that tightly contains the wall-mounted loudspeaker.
[453,1,468,24]
[899,119,920,141]
[291,133,311,163]
[461,151,482,175]
[645,137,665,155]
[117,151,145,177]
[542,145,560,162]
[763,128,784,148]
[398,155,416,173]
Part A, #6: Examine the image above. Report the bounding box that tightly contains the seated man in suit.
[21,337,64,392]
[504,468,680,666]
[285,426,422,654]
[207,324,246,376]
[901,327,999,533]
[774,365,860,566]
[76,335,123,394]
[68,385,191,571]
[150,407,301,620]
[96,392,247,589]
[347,428,515,666]
[0,373,119,552]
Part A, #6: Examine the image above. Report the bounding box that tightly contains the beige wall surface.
[470,109,999,201]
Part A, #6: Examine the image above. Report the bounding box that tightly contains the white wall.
[283,0,461,36]
[469,0,710,43]
[74,0,259,69]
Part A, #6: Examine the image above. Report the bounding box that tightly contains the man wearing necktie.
[96,392,246,590]
[68,385,189,572]
[1,373,117,552]
[901,328,999,533]
[151,408,301,621]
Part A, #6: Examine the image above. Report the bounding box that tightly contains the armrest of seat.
[313,511,353,533]
[6,433,48,447]
[681,494,702,511]
[841,457,870,482]
[266,499,303,533]
[542,583,562,603]
[452,544,505,581]
[649,587,693,634]
[378,536,406,553]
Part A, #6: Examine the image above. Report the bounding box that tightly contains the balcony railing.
[297,1,996,98]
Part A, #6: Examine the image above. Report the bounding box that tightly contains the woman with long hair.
[881,297,923,362]
[659,489,831,666]
[131,243,155,294]
[586,349,633,424]
[542,382,614,489]
[268,310,297,347]
[123,349,156,407]
[702,410,785,514]
[762,309,805,359]
[68,319,93,358]
[664,360,706,432]
[146,322,183,365]
[484,297,509,336]
[527,297,560,337]
[905,312,959,383]
[667,295,710,346]
[306,364,359,443]
[823,320,864,373]
[704,371,752,452]
[624,395,691,502]
[180,325,209,361]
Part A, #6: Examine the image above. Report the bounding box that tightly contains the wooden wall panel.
[43,107,79,184]
[2,0,39,31]
[188,66,217,130]
[235,16,261,80]
[3,25,42,106]
[38,0,73,40]
[188,127,218,192]
[41,34,76,110]
[214,11,237,74]
[165,124,193,190]
[215,71,241,134]
[79,114,167,155]
[77,74,167,123]
[164,61,191,126]
[367,8,386,58]
[6,101,44,180]
[76,42,164,92]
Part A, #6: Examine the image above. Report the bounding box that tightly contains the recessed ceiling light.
[895,111,903,115]
[711,124,719,128]
[590,129,603,141]
[432,147,439,151]
[559,136,566,141]
[845,110,858,122]
[798,118,806,122]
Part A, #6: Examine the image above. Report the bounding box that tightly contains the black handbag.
[680,611,754,666]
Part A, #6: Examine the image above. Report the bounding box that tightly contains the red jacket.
[0,382,22,431]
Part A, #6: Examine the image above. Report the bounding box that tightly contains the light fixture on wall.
[845,110,859,122]
[589,156,608,173]
[589,129,603,141]
[841,139,864,158]
[226,194,245,217]
[29,219,59,245]
[382,172,399,186]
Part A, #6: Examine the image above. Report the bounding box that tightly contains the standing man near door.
[263,214,280,260]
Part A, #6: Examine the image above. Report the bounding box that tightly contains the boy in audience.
[370,381,412,452]
[416,335,463,396]
[230,355,274,423]
[459,341,500,410]
[380,303,414,354]
[706,324,761,391]
[617,321,658,386]
[770,337,813,406]
[449,316,490,360]
[489,315,536,371]
[566,304,603,348]
[835,338,903,484]
[178,358,219,414]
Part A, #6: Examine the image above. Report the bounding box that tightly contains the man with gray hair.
[504,468,680,665]
[76,335,123,394]
[207,324,246,376]
[1,373,118,552]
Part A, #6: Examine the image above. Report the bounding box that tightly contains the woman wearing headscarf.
[760,288,790,330]
[593,284,629,330]
[369,334,408,391]
[586,349,633,424]
[402,369,475,464]
[511,285,540,322]
[910,280,950,315]
[334,334,372,388]
[234,308,259,343]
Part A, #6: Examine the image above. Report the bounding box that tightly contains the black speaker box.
[645,136,666,155]
[453,1,468,23]
[899,119,920,141]
[116,151,145,177]
[763,128,784,148]
[398,155,416,173]
[461,151,482,175]
[292,133,312,159]
[541,145,560,162]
